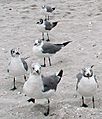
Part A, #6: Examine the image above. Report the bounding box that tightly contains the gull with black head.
[23,63,63,116]
[7,48,28,90]
[76,65,98,108]
[33,39,72,67]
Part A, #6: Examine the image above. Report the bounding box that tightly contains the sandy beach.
[0,0,102,118]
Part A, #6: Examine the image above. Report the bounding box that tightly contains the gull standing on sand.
[33,39,72,67]
[7,48,28,90]
[41,5,55,20]
[36,19,58,41]
[76,65,98,108]
[23,63,63,116]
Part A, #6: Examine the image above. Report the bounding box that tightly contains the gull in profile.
[23,63,63,116]
[41,5,55,20]
[7,48,28,90]
[36,19,58,41]
[76,65,98,108]
[33,39,72,67]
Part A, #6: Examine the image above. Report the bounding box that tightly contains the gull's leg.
[46,33,50,42]
[48,15,49,20]
[44,99,50,116]
[48,57,51,66]
[42,32,44,41]
[11,77,17,91]
[81,96,88,107]
[41,57,46,67]
[92,96,95,108]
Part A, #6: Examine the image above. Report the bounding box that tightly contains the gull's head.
[31,63,41,75]
[36,19,43,24]
[82,65,94,78]
[10,48,20,57]
[42,5,45,9]
[34,39,42,46]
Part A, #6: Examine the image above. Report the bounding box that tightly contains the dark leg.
[48,57,51,66]
[42,33,44,41]
[48,15,49,20]
[24,75,27,81]
[11,77,17,91]
[44,99,50,116]
[81,96,88,107]
[92,96,95,108]
[46,33,50,42]
[41,57,46,67]
[27,98,35,103]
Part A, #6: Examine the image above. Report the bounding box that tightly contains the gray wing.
[45,21,53,30]
[42,43,62,54]
[21,58,28,71]
[46,6,53,12]
[76,73,83,90]
[41,74,60,92]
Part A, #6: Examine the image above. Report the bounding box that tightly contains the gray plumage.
[42,41,72,54]
[42,70,63,92]
[45,20,58,30]
[21,58,28,71]
[42,43,62,54]
[76,73,83,90]
[46,6,55,12]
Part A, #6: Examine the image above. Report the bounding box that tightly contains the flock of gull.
[7,5,98,116]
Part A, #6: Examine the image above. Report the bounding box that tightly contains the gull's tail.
[62,41,72,47]
[52,22,58,28]
[57,70,63,83]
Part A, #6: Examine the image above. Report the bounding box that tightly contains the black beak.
[34,43,37,46]
[87,73,90,78]
[16,52,20,55]
[36,70,40,74]
[36,22,39,24]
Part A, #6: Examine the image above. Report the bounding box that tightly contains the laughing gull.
[7,48,28,90]
[23,63,63,116]
[36,19,58,41]
[76,65,98,108]
[33,39,72,67]
[41,5,55,20]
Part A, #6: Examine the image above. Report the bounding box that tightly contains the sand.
[0,0,102,118]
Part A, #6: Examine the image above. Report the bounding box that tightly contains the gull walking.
[23,63,63,116]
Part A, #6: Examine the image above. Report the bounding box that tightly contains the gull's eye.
[38,41,41,43]
[32,67,35,70]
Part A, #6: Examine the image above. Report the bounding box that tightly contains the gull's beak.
[34,43,37,46]
[36,70,40,75]
[36,22,39,24]
[16,52,20,55]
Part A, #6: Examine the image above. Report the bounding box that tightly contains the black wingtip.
[52,7,55,11]
[7,69,9,73]
[52,22,58,28]
[57,70,63,78]
[63,41,72,46]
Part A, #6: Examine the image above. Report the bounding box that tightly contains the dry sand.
[0,0,102,118]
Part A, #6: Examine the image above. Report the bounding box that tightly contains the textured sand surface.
[0,0,102,118]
